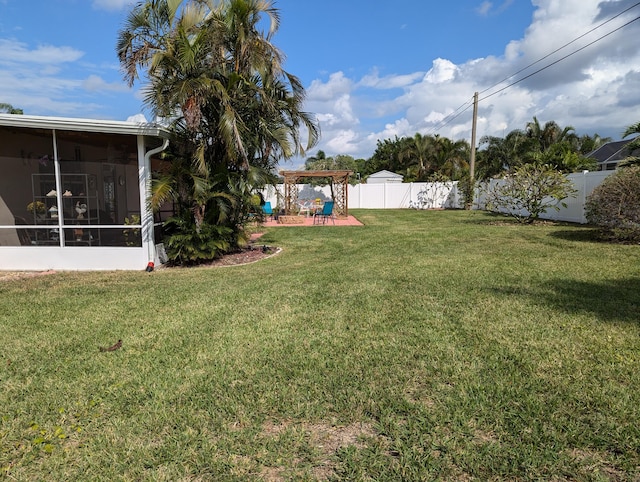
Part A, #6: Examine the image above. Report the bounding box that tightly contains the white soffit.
[0,114,171,138]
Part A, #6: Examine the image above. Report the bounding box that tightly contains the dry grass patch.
[569,449,629,481]
[256,419,381,481]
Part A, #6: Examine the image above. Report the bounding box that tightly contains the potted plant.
[123,214,141,246]
[26,201,46,220]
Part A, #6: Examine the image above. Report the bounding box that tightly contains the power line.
[428,3,640,139]
[478,1,640,96]
[479,14,640,102]
[425,98,474,135]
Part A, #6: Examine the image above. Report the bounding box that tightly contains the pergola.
[279,170,352,217]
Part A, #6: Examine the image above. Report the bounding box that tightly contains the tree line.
[5,0,640,264]
[305,117,616,183]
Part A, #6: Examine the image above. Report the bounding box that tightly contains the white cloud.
[476,1,493,16]
[126,113,148,123]
[476,0,514,16]
[0,39,130,118]
[423,58,458,84]
[307,72,352,101]
[0,39,84,64]
[302,0,640,160]
[82,74,129,93]
[359,70,424,89]
[92,0,135,11]
[325,129,359,154]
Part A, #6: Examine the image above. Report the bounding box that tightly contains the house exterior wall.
[0,115,169,271]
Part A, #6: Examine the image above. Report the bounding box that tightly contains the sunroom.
[0,114,170,271]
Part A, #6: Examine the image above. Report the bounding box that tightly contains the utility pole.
[469,91,478,184]
[468,92,479,209]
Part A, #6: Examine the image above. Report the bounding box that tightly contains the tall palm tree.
[399,133,438,181]
[118,0,317,167]
[117,0,319,261]
[526,116,576,152]
[433,137,470,180]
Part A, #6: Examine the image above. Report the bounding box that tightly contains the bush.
[483,164,576,224]
[162,213,234,266]
[585,166,640,242]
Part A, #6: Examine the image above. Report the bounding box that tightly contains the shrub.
[585,166,640,242]
[483,164,576,223]
[457,174,475,210]
[162,213,233,266]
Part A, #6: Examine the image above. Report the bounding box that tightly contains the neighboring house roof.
[0,113,171,138]
[367,170,404,183]
[586,138,639,169]
[368,170,403,179]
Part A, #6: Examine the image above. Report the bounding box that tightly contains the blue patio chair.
[262,201,274,220]
[313,201,335,225]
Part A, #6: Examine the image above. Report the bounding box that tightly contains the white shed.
[366,170,404,184]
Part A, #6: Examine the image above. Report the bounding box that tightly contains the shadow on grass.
[547,227,603,243]
[491,277,640,325]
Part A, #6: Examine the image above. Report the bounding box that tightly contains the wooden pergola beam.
[279,170,353,217]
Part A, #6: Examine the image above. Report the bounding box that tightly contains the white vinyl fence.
[263,182,461,211]
[263,170,614,224]
[474,170,614,224]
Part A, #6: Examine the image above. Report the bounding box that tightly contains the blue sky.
[1,0,640,167]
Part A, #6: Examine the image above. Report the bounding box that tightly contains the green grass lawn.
[1,210,639,481]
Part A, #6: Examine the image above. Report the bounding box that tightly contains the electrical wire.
[478,1,640,96]
[425,98,474,134]
[479,14,640,102]
[426,3,640,138]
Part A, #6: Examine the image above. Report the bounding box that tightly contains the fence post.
[581,171,588,224]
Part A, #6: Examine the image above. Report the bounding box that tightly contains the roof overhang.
[0,113,171,139]
[279,170,353,178]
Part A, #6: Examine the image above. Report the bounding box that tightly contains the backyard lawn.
[1,209,639,480]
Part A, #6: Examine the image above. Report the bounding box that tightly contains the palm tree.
[399,133,438,181]
[576,133,611,154]
[620,121,640,167]
[622,121,640,150]
[117,0,319,262]
[526,116,577,152]
[477,129,534,179]
[433,137,470,180]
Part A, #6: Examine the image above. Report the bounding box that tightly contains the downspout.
[142,138,170,271]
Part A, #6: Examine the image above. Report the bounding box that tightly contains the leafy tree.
[304,150,329,169]
[433,136,470,180]
[478,119,607,179]
[364,136,411,177]
[575,133,611,155]
[483,164,576,224]
[0,103,23,114]
[526,116,577,152]
[117,0,319,263]
[619,121,640,167]
[370,133,470,182]
[303,152,360,188]
[399,133,438,181]
[477,129,536,179]
[538,142,597,173]
[585,166,640,242]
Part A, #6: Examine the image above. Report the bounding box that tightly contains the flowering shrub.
[483,164,576,224]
